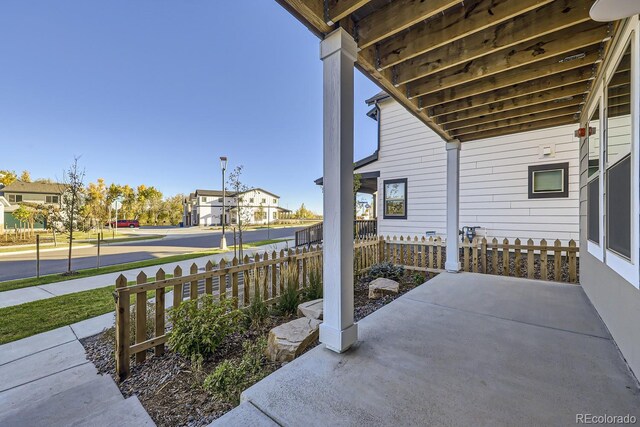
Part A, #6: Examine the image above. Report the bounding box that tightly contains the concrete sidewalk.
[0,238,293,309]
[0,313,154,426]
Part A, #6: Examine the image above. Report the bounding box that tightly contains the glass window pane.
[587,177,599,243]
[607,156,631,258]
[533,170,563,192]
[588,105,600,178]
[384,180,406,217]
[385,182,405,200]
[606,44,631,167]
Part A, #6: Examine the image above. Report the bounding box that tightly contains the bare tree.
[61,157,86,274]
[227,166,252,260]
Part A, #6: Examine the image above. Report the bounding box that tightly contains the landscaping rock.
[266,317,321,362]
[297,298,323,320]
[368,278,400,299]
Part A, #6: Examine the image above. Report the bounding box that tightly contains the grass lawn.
[0,238,288,293]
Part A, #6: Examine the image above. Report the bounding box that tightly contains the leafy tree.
[227,166,252,259]
[61,157,85,273]
[85,178,108,230]
[294,203,316,219]
[0,170,17,186]
[19,170,32,182]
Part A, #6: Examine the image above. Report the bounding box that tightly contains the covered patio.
[216,273,640,425]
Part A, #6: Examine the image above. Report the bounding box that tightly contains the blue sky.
[0,1,379,213]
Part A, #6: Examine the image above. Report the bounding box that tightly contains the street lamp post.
[220,156,228,250]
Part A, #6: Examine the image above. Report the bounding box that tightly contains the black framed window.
[528,163,569,199]
[383,178,407,219]
[587,177,600,244]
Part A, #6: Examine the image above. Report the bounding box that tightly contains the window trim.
[383,178,408,220]
[527,163,569,199]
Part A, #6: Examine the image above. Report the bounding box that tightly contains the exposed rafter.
[356,0,460,49]
[325,0,371,25]
[457,115,580,142]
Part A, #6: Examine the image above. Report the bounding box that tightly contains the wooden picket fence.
[114,235,578,379]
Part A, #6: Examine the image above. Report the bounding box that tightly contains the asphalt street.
[0,227,301,282]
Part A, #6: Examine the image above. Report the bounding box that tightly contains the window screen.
[587,177,599,244]
[607,155,631,258]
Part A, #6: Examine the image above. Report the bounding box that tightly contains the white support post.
[445,140,461,272]
[319,28,358,353]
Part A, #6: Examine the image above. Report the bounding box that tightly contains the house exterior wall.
[357,100,580,243]
[578,16,640,378]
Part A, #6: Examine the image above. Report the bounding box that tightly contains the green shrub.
[412,273,426,285]
[368,262,404,281]
[203,337,269,404]
[302,260,322,301]
[168,295,244,358]
[277,263,300,315]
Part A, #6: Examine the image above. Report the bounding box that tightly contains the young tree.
[61,157,86,274]
[227,166,252,260]
[20,170,32,182]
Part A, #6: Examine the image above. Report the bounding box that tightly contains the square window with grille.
[383,178,407,219]
[528,163,569,199]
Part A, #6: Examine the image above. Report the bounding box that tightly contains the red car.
[106,219,140,228]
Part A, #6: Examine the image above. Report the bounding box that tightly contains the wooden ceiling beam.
[443,98,585,131]
[276,0,333,33]
[427,66,595,114]
[356,0,461,49]
[392,0,594,84]
[416,49,600,105]
[457,115,579,142]
[404,23,608,94]
[326,0,371,25]
[377,0,554,70]
[434,82,591,122]
[451,106,582,137]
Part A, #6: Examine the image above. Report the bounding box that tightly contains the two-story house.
[183,188,289,227]
[0,181,65,229]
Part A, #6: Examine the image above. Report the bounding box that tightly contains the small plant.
[412,273,426,285]
[368,262,404,281]
[302,258,322,301]
[168,295,244,359]
[277,262,300,315]
[203,337,270,404]
[246,268,269,327]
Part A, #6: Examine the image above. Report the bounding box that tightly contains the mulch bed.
[81,272,424,427]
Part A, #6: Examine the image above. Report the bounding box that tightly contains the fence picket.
[219,259,226,301]
[115,275,130,381]
[436,237,442,270]
[540,239,548,281]
[205,261,214,295]
[514,238,522,277]
[502,239,509,276]
[135,272,147,364]
[527,239,535,279]
[491,238,498,274]
[154,268,165,357]
[173,266,183,308]
[472,238,479,273]
[554,240,562,282]
[568,240,577,283]
[481,238,487,274]
[190,263,198,300]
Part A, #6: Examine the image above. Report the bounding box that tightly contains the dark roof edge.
[315,170,380,186]
[365,91,390,106]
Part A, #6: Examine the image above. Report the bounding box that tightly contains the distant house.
[183,188,290,227]
[0,181,65,229]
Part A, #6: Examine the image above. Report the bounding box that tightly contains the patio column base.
[445,261,461,273]
[320,322,358,353]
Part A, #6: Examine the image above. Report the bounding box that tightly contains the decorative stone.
[368,277,400,299]
[266,317,321,362]
[297,299,323,320]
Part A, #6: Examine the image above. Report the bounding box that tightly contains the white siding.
[358,100,580,243]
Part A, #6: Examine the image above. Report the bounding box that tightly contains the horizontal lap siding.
[358,100,579,243]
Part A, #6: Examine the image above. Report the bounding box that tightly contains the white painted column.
[445,140,461,272]
[319,28,358,353]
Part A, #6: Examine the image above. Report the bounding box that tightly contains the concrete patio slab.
[238,273,640,427]
[0,326,76,365]
[70,395,155,427]
[209,402,279,427]
[405,272,610,338]
[70,312,115,340]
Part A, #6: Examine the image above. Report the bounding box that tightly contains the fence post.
[378,236,385,264]
[491,238,498,275]
[36,234,40,278]
[115,274,130,381]
[271,250,278,298]
[540,239,548,281]
[527,238,535,279]
[436,237,442,270]
[568,240,577,283]
[219,259,227,301]
[462,237,470,272]
[155,268,166,357]
[135,272,148,364]
[481,237,487,274]
[503,238,510,276]
[189,263,198,300]
[232,257,239,308]
[472,238,478,273]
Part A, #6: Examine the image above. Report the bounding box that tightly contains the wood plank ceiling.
[275,0,616,142]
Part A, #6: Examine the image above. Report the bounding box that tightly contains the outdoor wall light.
[590,0,640,21]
